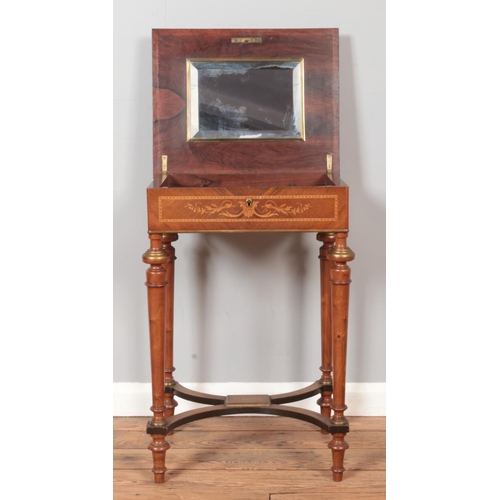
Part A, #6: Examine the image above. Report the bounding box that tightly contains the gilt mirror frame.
[186,58,305,142]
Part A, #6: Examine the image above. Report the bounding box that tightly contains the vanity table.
[143,28,355,483]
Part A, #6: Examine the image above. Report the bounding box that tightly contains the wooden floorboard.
[114,416,386,499]
[270,494,386,500]
[114,447,385,470]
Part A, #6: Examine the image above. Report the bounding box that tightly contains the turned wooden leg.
[327,232,355,482]
[143,233,169,483]
[161,233,178,427]
[148,434,170,483]
[316,232,335,432]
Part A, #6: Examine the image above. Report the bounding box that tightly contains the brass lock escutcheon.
[246,199,253,207]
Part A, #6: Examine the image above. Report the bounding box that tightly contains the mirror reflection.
[188,60,304,140]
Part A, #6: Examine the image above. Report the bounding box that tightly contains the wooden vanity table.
[143,28,355,483]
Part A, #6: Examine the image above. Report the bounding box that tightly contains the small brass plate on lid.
[231,37,262,43]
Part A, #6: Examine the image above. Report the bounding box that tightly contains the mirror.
[187,59,304,141]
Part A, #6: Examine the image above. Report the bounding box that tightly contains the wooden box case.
[147,28,348,233]
[143,28,355,484]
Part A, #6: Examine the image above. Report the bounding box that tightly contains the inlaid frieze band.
[158,194,339,223]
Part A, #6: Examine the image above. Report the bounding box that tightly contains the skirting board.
[114,382,385,416]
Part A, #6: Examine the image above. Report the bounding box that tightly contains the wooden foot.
[328,432,349,481]
[148,433,170,483]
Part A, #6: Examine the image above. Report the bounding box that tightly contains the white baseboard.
[113,382,385,416]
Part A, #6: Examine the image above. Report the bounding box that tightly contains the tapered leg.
[143,233,169,483]
[316,233,336,432]
[161,233,178,427]
[148,434,170,483]
[327,232,354,481]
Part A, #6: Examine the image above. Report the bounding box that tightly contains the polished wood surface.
[114,416,386,499]
[147,183,348,233]
[143,232,354,482]
[152,28,339,177]
[161,172,335,188]
[161,233,178,435]
[317,232,336,429]
[142,234,169,482]
[143,27,355,484]
[328,233,355,481]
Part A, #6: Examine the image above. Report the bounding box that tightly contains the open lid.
[152,28,339,179]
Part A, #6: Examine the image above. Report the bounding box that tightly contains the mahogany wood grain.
[169,383,226,405]
[148,404,348,435]
[161,172,335,188]
[269,380,326,404]
[152,28,339,177]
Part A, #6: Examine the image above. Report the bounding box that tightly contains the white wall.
[114,0,385,385]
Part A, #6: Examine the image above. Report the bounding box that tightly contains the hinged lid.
[152,28,339,179]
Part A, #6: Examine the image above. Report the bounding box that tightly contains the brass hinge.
[161,155,168,182]
[326,153,333,174]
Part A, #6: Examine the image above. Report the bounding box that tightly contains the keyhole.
[246,199,253,207]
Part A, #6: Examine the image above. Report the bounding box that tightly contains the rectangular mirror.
[187,59,304,141]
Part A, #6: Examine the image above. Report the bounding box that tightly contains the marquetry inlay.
[158,195,339,223]
[185,200,311,218]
